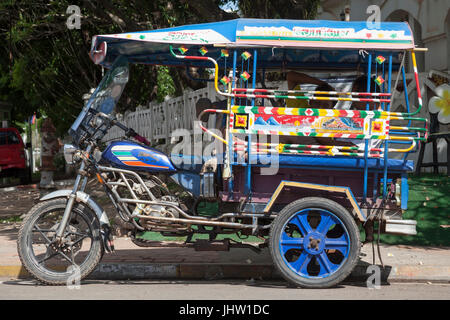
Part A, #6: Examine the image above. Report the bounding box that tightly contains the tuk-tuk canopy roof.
[91,19,414,69]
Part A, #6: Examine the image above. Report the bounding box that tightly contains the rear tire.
[17,198,103,285]
[269,197,360,289]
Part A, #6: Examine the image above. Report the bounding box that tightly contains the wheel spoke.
[67,231,91,239]
[324,236,349,249]
[317,252,339,276]
[37,251,59,264]
[316,213,334,234]
[31,229,55,233]
[56,250,74,264]
[290,251,311,274]
[280,238,304,248]
[280,232,304,249]
[71,235,89,248]
[325,235,349,255]
[32,226,54,245]
[292,213,312,235]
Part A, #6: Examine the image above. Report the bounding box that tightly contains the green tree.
[0,0,319,136]
[234,0,320,19]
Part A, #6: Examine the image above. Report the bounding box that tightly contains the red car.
[0,127,30,183]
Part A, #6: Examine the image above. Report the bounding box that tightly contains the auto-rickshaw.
[17,18,427,288]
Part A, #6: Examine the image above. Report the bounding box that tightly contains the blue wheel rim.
[279,208,351,279]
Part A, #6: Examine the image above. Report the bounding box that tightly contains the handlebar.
[123,127,151,146]
[88,108,151,147]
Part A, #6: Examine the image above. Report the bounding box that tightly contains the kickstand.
[376,212,385,268]
[372,239,376,266]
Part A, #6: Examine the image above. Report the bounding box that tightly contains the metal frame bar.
[382,54,393,199]
[245,49,258,195]
[98,165,275,231]
[263,180,366,222]
[227,49,238,197]
[363,53,372,200]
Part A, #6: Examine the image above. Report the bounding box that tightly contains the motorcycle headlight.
[63,144,78,165]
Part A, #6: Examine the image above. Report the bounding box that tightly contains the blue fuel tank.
[101,141,177,173]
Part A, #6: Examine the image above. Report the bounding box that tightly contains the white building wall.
[426,37,447,70]
[317,0,450,71]
[317,0,450,173]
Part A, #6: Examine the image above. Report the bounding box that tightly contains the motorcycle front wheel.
[17,198,103,285]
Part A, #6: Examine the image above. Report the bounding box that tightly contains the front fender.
[40,190,110,226]
[40,190,114,252]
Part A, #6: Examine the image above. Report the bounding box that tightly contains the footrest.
[383,219,417,236]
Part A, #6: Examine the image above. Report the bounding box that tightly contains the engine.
[104,170,190,234]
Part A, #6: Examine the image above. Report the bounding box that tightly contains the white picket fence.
[103,82,224,146]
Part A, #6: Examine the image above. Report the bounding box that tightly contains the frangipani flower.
[428,84,450,124]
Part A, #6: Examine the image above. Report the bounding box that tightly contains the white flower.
[428,84,450,124]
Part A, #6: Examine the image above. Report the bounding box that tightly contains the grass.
[378,173,450,247]
[0,216,23,224]
[136,201,263,243]
[135,226,262,243]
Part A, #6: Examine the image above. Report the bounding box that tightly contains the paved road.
[1,278,449,300]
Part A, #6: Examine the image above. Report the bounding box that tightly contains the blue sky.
[220,1,239,13]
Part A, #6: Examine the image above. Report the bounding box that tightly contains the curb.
[0,266,31,278]
[2,262,449,283]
